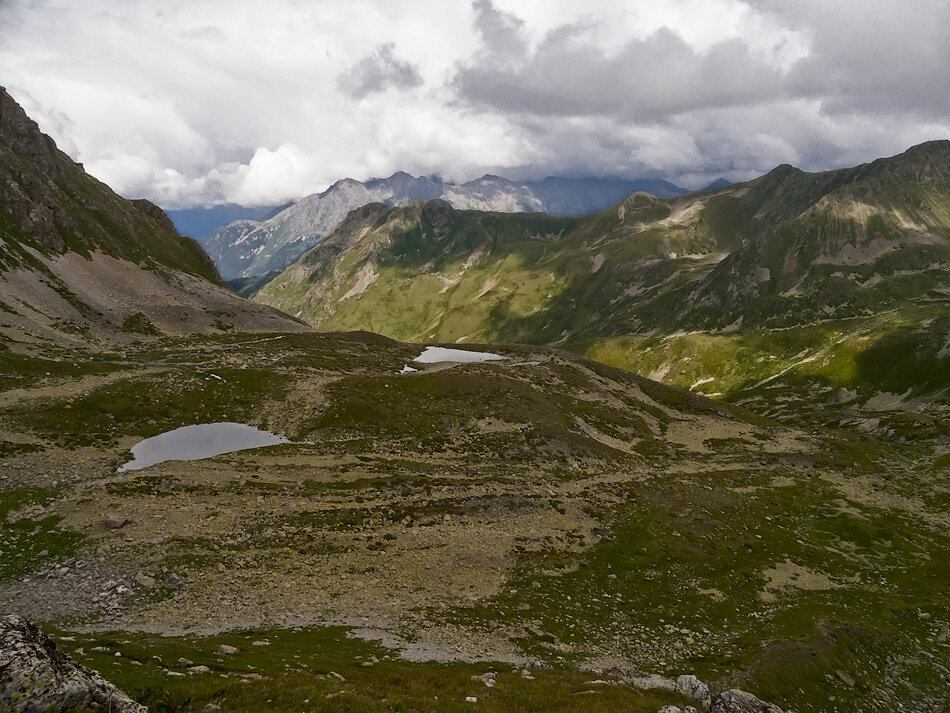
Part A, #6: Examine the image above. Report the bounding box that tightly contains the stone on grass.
[104,514,130,529]
[708,689,785,713]
[675,674,711,708]
[134,572,157,589]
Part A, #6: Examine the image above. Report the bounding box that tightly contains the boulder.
[0,614,145,712]
[627,672,677,692]
[675,674,711,708]
[105,514,131,529]
[134,572,157,589]
[708,689,785,713]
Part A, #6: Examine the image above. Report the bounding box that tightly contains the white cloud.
[0,0,947,207]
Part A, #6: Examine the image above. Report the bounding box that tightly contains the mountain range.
[198,172,689,281]
[166,202,292,241]
[254,141,950,435]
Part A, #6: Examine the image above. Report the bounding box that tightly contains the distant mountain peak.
[701,177,731,191]
[200,171,689,280]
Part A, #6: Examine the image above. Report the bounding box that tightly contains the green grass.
[3,365,291,448]
[56,626,683,713]
[0,349,127,390]
[427,457,950,712]
[0,487,84,581]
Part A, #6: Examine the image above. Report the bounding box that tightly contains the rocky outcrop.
[0,614,146,713]
[675,674,711,708]
[640,672,784,713]
[707,688,785,713]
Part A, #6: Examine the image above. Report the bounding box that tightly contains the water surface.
[413,346,506,364]
[118,422,289,472]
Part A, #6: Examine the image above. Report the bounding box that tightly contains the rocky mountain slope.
[200,172,685,281]
[0,87,305,349]
[167,202,291,242]
[255,142,950,436]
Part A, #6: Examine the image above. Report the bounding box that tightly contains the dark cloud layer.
[337,43,423,100]
[455,0,949,123]
[779,0,950,119]
[456,25,785,119]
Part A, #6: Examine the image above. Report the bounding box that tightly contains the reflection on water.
[118,422,289,472]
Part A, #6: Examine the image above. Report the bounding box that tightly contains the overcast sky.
[1,0,948,209]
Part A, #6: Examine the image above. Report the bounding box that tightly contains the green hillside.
[255,142,950,429]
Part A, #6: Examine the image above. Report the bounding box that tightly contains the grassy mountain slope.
[0,87,305,347]
[255,143,950,434]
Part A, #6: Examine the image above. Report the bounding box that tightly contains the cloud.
[337,43,423,100]
[0,0,947,207]
[471,0,526,59]
[776,0,950,120]
[455,24,788,120]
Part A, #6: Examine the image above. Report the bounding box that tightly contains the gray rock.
[216,644,238,655]
[134,572,157,589]
[657,707,682,713]
[628,673,677,692]
[104,514,131,529]
[0,614,145,713]
[708,689,785,713]
[675,674,711,708]
[836,669,856,687]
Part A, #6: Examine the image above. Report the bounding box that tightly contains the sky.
[1,0,948,209]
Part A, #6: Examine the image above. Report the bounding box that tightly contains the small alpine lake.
[118,422,289,472]
[412,346,506,364]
